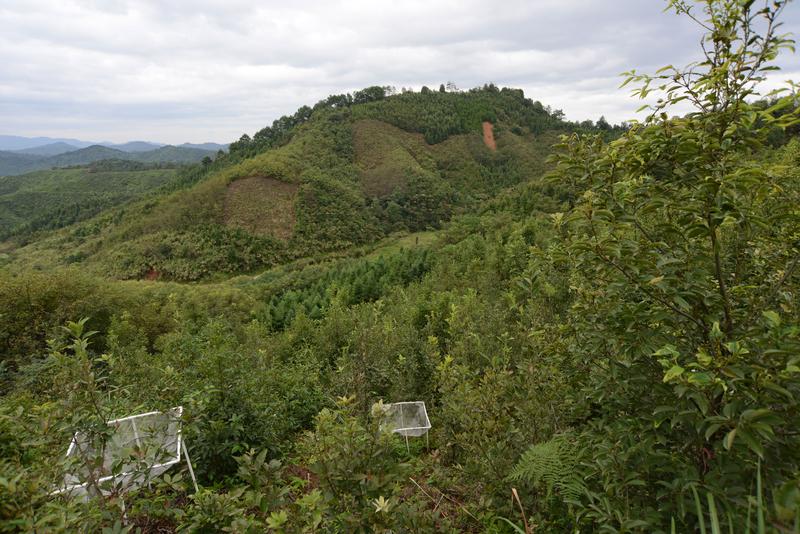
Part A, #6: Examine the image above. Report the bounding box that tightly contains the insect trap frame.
[379,401,431,453]
[56,406,198,499]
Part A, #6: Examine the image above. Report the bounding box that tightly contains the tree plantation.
[1,1,799,532]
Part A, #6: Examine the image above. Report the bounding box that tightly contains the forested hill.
[3,85,621,281]
[0,165,180,241]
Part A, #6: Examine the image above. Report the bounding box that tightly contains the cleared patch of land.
[482,121,497,151]
[352,119,435,197]
[223,176,298,240]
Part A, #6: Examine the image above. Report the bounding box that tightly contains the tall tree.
[516,0,800,529]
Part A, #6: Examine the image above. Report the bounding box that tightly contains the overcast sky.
[1,0,798,144]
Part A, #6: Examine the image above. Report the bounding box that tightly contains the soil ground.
[223,176,298,240]
[482,121,497,151]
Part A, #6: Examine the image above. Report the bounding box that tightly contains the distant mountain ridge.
[179,142,228,151]
[0,144,221,177]
[106,141,163,152]
[13,142,79,156]
[132,145,218,163]
[0,135,96,151]
[42,145,131,167]
[0,134,228,154]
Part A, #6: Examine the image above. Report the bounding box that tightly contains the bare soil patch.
[482,121,497,151]
[223,176,298,240]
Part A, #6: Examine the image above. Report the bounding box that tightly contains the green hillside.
[0,150,43,176]
[0,145,217,177]
[41,145,128,167]
[0,165,178,241]
[3,86,595,281]
[2,3,799,532]
[132,145,217,164]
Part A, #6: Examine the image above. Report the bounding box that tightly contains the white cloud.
[0,0,798,143]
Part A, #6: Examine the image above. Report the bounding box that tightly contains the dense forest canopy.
[1,1,799,532]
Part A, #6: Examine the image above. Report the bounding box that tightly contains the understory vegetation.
[2,1,800,532]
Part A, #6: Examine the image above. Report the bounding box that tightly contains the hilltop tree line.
[227,84,627,158]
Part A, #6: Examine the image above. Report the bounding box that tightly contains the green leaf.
[737,429,765,458]
[710,322,724,341]
[663,365,685,382]
[708,493,722,534]
[696,348,713,367]
[673,295,692,311]
[693,485,708,534]
[688,372,713,386]
[655,345,681,358]
[758,461,765,534]
[689,391,710,414]
[724,341,749,356]
[724,428,737,450]
[495,517,528,534]
[741,409,773,422]
[762,310,781,328]
[266,510,289,528]
[705,423,722,440]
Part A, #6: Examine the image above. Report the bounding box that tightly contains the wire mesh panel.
[379,401,431,437]
[59,407,184,498]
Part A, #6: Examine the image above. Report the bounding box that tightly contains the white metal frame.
[380,401,431,453]
[57,406,198,497]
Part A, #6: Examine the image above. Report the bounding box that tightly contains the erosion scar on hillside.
[224,176,298,240]
[482,121,497,151]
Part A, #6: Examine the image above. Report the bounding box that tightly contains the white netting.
[60,407,183,497]
[379,401,431,437]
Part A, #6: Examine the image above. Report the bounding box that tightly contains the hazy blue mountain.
[0,144,217,176]
[179,142,229,151]
[1,135,228,155]
[0,135,96,151]
[104,141,164,152]
[13,142,79,156]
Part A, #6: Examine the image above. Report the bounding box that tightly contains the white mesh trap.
[57,406,197,498]
[379,401,431,444]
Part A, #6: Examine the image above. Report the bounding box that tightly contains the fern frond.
[509,434,586,501]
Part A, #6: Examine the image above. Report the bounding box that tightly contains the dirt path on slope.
[482,121,497,151]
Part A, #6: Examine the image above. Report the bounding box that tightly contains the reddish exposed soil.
[144,267,160,281]
[482,121,497,151]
